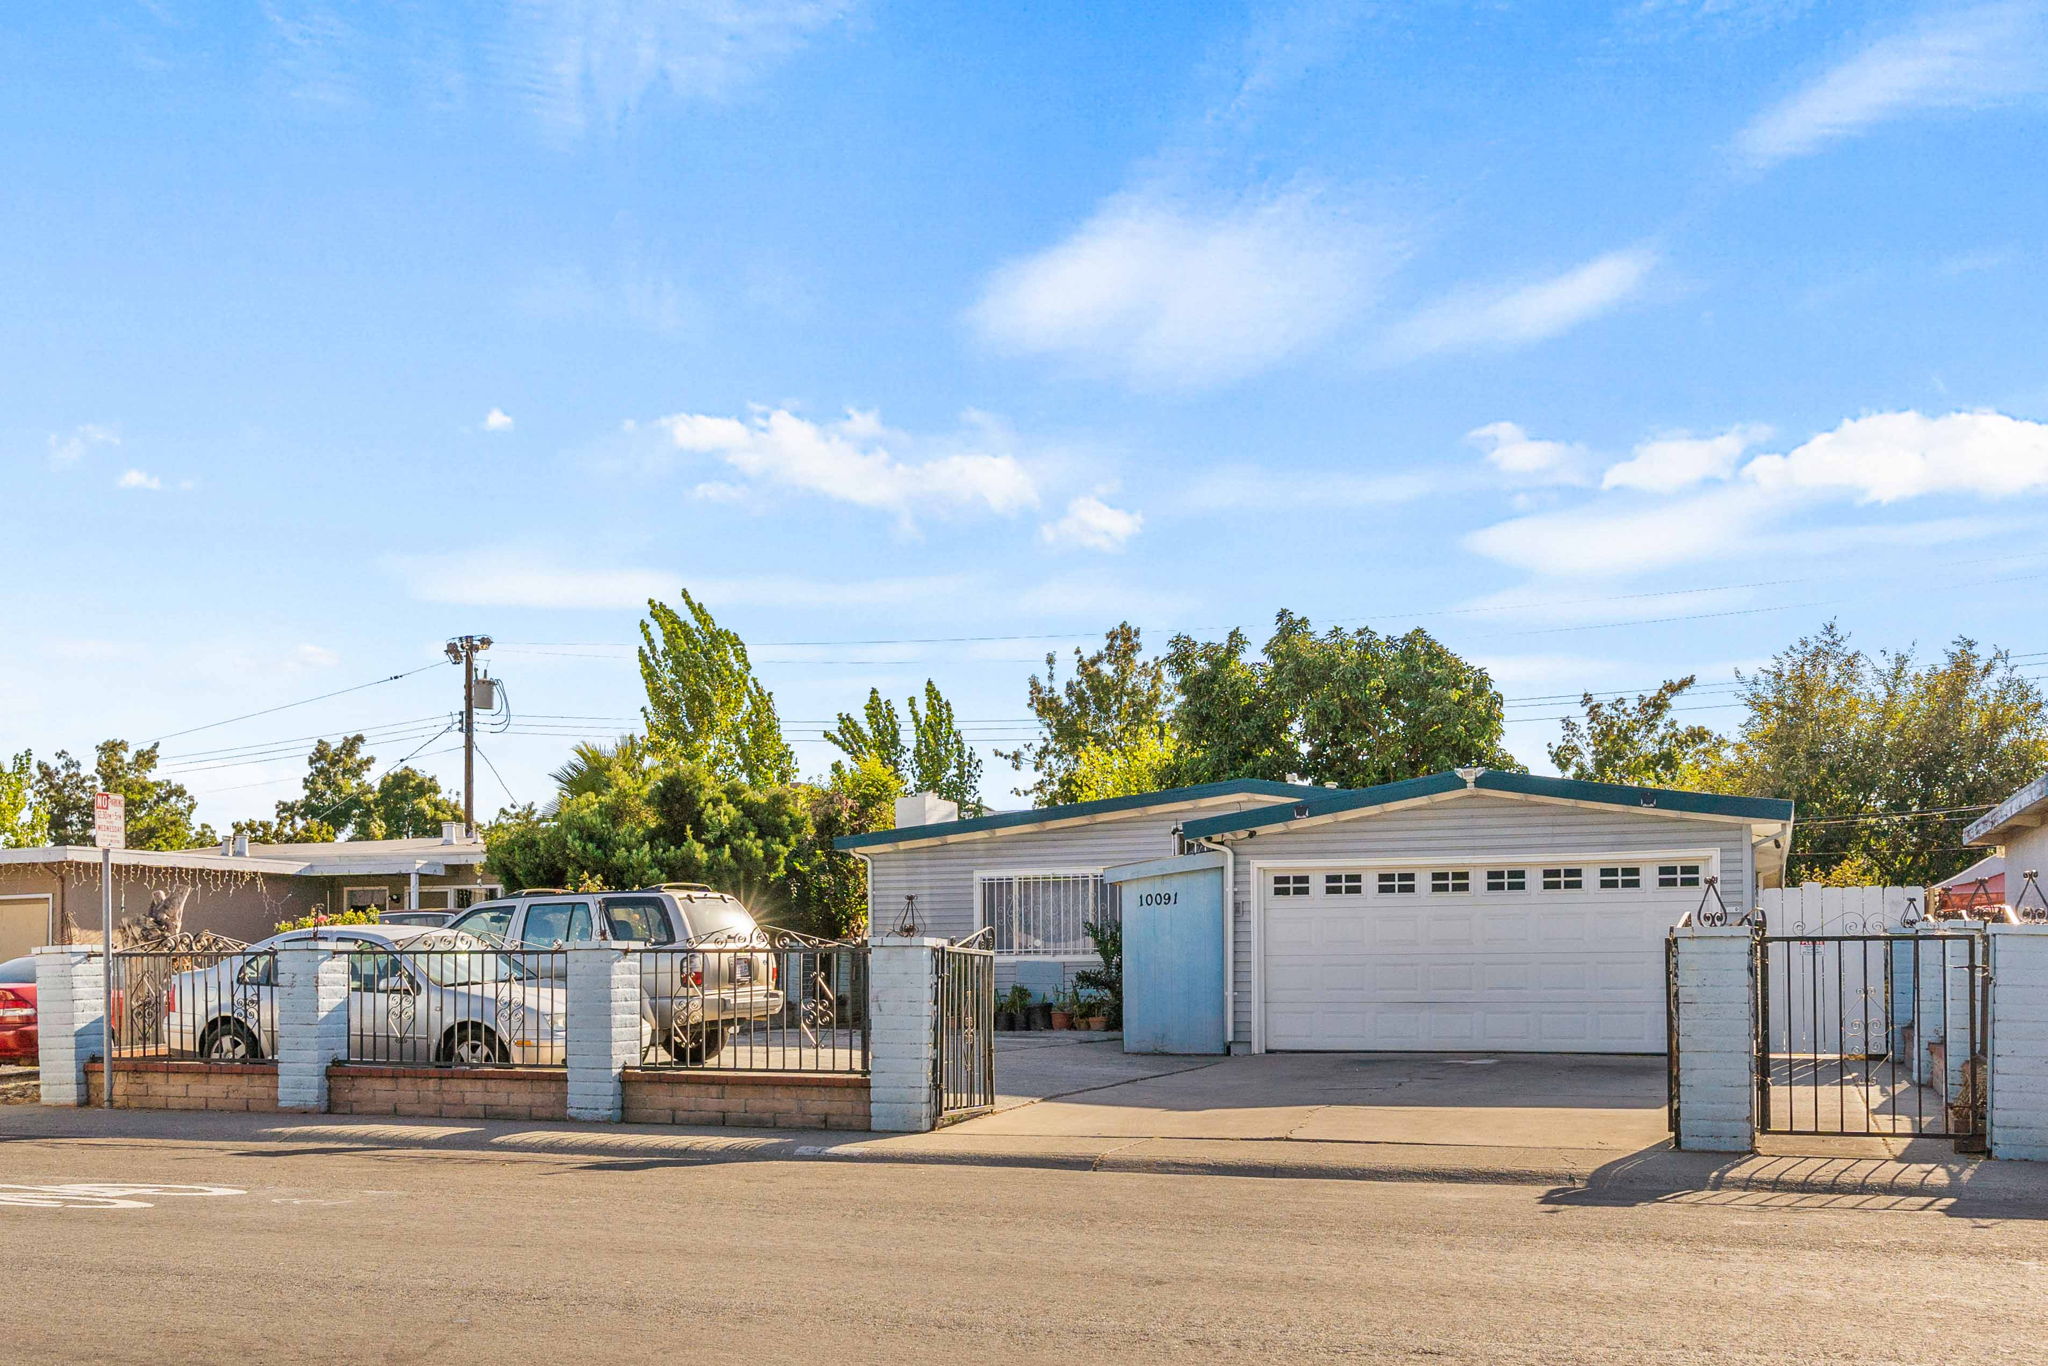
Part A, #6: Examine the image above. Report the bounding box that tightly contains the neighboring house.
[1931,852,2005,915]
[839,769,1795,1055]
[1965,775,2048,916]
[0,823,501,957]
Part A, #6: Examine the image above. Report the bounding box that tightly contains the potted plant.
[1074,990,1108,1030]
[1049,987,1075,1030]
[997,985,1032,1031]
[1074,919,1123,1032]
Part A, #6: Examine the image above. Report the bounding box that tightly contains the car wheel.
[439,1024,508,1065]
[199,1020,261,1061]
[667,1023,726,1066]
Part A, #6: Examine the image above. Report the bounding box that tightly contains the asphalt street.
[4,1133,2047,1363]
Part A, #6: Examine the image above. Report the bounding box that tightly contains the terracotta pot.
[1084,1017,1108,1031]
[1049,1010,1073,1030]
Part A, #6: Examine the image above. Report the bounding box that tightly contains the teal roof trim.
[832,779,1323,852]
[1179,769,1793,841]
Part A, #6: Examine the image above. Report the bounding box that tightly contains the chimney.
[220,836,234,856]
[441,821,463,845]
[893,792,959,829]
[232,833,250,857]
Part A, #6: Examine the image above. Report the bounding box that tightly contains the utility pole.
[444,635,492,837]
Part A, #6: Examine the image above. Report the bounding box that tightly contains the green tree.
[0,751,48,848]
[1068,728,1183,802]
[32,751,94,844]
[87,740,215,851]
[791,755,903,938]
[1695,623,2048,885]
[638,589,795,786]
[366,766,465,838]
[548,735,653,808]
[907,681,982,809]
[824,689,906,776]
[270,735,375,839]
[1166,614,1519,789]
[1000,622,1173,804]
[1548,677,1723,787]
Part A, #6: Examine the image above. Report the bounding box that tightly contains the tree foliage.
[1692,623,2048,885]
[1067,728,1183,802]
[1166,615,1519,789]
[824,689,905,777]
[999,623,1172,803]
[236,734,462,842]
[1548,677,1722,787]
[0,751,48,849]
[828,681,982,810]
[33,742,215,851]
[638,589,795,786]
[791,755,903,939]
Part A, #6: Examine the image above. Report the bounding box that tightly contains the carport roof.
[1178,768,1794,841]
[833,778,1324,852]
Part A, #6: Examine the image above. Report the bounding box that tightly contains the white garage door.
[1262,860,1707,1053]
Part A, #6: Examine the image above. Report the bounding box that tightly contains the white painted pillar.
[1988,925,2048,1161]
[1912,921,1980,1093]
[868,936,942,1133]
[276,943,349,1112]
[35,947,104,1107]
[566,942,641,1122]
[1670,925,1756,1153]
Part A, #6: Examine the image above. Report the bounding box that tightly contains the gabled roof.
[1179,769,1794,842]
[833,779,1327,852]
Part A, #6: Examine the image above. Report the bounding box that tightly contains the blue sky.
[6,0,2048,828]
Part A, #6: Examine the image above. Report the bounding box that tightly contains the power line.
[473,741,517,807]
[152,661,447,743]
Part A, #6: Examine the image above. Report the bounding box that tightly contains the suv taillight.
[164,983,176,1013]
[768,957,778,988]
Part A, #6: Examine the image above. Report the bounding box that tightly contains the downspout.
[1185,832,1236,1053]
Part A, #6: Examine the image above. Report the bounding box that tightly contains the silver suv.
[446,884,783,1063]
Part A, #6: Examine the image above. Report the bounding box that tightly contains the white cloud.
[1602,423,1772,493]
[1736,2,2048,167]
[658,406,1039,527]
[1463,484,1775,578]
[387,549,966,611]
[116,469,162,491]
[1743,409,2048,501]
[502,0,854,136]
[1040,496,1143,552]
[49,424,118,468]
[1468,421,1590,486]
[1174,466,1432,514]
[289,644,341,670]
[972,187,1396,389]
[483,407,515,431]
[1385,247,1658,359]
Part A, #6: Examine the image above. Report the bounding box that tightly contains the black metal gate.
[1755,930,1985,1141]
[934,935,995,1119]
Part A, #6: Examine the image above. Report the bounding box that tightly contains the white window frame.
[973,868,1119,960]
[1430,870,1471,895]
[1323,873,1364,896]
[1376,871,1417,895]
[342,885,397,913]
[1246,847,1723,1055]
[1271,873,1311,897]
[1657,862,1704,889]
[1484,868,1529,894]
[1598,865,1643,890]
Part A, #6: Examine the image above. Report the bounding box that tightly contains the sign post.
[94,793,124,1108]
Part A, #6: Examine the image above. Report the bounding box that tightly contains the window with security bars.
[1598,866,1641,890]
[1324,873,1364,895]
[1377,871,1417,895]
[1430,870,1470,894]
[1486,869,1526,892]
[1272,874,1310,897]
[979,874,1120,956]
[1658,863,1702,888]
[1542,867,1583,891]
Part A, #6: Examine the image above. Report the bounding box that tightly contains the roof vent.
[1640,793,1658,807]
[441,821,463,844]
[232,833,250,857]
[1455,767,1482,788]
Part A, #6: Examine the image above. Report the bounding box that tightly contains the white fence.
[1757,885,1924,935]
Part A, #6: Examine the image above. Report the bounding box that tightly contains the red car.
[0,957,37,1062]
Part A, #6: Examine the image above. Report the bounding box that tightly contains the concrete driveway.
[970,1039,1671,1151]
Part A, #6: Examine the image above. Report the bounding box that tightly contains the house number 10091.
[1137,891,1179,907]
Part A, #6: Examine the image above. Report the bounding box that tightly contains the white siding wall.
[2005,825,2048,910]
[1222,794,1755,1048]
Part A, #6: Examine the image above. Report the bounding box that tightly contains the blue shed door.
[1120,865,1227,1055]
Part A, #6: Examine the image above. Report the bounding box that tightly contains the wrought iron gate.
[934,934,995,1119]
[1755,929,1985,1141]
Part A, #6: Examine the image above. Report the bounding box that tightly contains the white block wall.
[868,937,940,1133]
[35,948,104,1107]
[1670,926,1755,1152]
[276,944,348,1111]
[1912,921,1981,1091]
[1989,925,2048,1162]
[567,943,641,1122]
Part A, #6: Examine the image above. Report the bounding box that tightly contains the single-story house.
[1966,775,2048,916]
[839,770,1794,1055]
[0,823,501,958]
[1931,852,2005,915]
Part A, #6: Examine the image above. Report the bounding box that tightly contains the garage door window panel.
[1598,866,1641,890]
[1541,867,1583,891]
[1430,870,1471,894]
[1658,863,1702,888]
[1324,873,1363,896]
[1272,874,1310,897]
[1376,872,1417,895]
[979,873,1118,956]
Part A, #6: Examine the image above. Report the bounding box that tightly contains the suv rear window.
[600,895,675,944]
[676,897,757,942]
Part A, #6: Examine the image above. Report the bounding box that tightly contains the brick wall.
[622,1070,871,1129]
[327,1065,569,1121]
[84,1061,279,1112]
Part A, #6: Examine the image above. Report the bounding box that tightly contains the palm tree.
[548,735,652,811]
